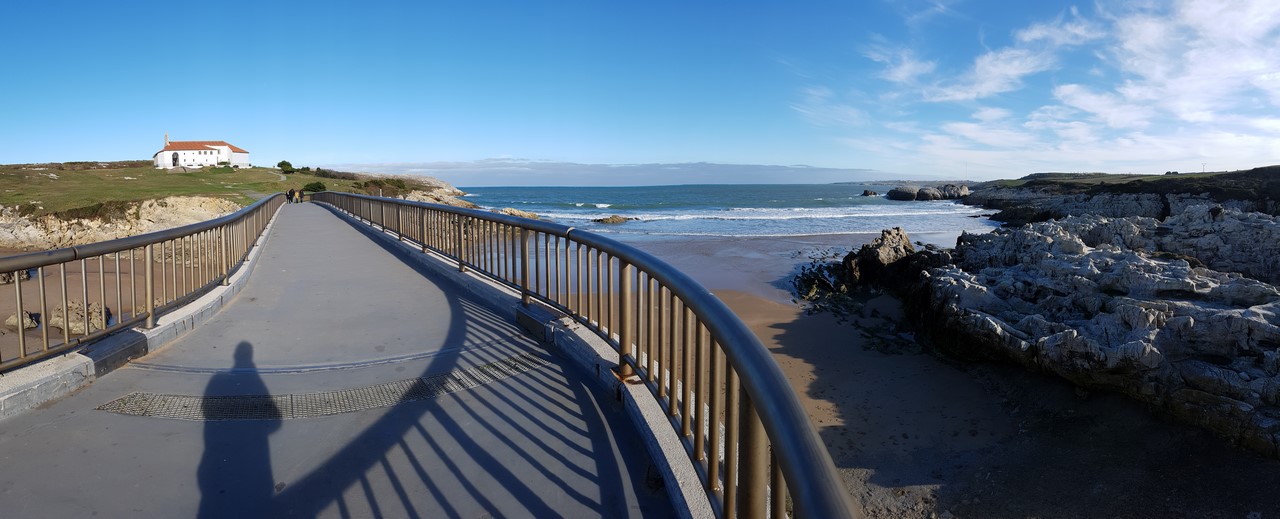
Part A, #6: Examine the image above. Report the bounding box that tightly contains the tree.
[302,182,326,192]
[276,160,296,174]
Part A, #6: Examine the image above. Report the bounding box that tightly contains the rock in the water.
[886,184,969,201]
[48,301,108,335]
[861,190,879,197]
[494,207,540,220]
[4,311,37,331]
[592,214,635,224]
[938,184,971,199]
[402,189,478,209]
[886,186,919,201]
[916,187,943,200]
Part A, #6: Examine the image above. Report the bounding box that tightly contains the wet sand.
[630,234,1280,519]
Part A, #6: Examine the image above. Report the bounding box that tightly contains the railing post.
[219,227,230,286]
[396,204,403,241]
[14,271,25,357]
[455,216,466,272]
[740,393,769,518]
[519,228,531,306]
[144,243,156,329]
[420,208,428,253]
[617,262,635,378]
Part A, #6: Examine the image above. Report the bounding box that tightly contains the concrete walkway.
[0,203,672,517]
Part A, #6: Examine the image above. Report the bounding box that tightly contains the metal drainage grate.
[96,351,550,421]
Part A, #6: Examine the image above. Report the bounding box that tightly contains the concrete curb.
[0,208,282,420]
[319,204,714,519]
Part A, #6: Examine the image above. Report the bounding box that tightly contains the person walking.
[287,188,296,204]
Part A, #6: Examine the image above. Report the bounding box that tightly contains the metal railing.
[313,192,855,519]
[0,194,286,373]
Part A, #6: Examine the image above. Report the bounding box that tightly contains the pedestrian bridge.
[0,193,854,518]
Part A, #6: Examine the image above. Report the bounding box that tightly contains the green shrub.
[302,182,326,192]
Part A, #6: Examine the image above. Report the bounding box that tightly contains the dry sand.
[631,234,1280,519]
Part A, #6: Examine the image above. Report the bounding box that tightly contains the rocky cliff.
[909,213,1280,456]
[0,196,242,251]
[966,167,1280,225]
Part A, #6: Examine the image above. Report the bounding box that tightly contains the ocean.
[460,184,998,241]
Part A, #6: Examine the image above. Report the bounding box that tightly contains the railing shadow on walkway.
[195,205,666,517]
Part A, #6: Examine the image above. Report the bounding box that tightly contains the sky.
[2,0,1278,186]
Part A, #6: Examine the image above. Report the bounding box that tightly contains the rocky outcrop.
[403,189,478,209]
[965,188,1167,224]
[0,196,241,251]
[862,190,879,197]
[888,184,970,201]
[592,214,636,224]
[494,207,540,220]
[966,185,1274,226]
[910,217,1280,456]
[887,187,919,201]
[843,228,915,285]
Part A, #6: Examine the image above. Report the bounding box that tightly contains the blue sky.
[3,1,1278,185]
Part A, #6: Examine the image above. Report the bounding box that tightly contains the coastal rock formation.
[402,189,478,209]
[887,187,919,201]
[911,218,1280,456]
[0,196,241,251]
[887,184,970,201]
[592,214,636,224]
[494,207,540,220]
[965,188,1167,224]
[1028,205,1280,286]
[862,190,879,197]
[843,228,915,285]
[48,300,108,335]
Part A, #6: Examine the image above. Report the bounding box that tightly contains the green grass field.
[0,162,376,218]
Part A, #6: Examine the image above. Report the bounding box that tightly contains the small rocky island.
[808,166,1280,458]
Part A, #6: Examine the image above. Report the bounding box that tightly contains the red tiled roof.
[157,140,249,153]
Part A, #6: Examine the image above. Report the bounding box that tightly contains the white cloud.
[1053,84,1153,128]
[820,1,1280,179]
[941,121,1037,147]
[865,47,936,84]
[1105,0,1280,123]
[1016,6,1105,46]
[973,107,1011,122]
[925,48,1055,101]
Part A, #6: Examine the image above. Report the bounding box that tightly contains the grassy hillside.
[0,161,441,218]
[976,167,1279,198]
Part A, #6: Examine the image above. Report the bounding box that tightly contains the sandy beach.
[632,234,1280,518]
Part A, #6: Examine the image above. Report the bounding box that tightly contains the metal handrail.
[0,194,286,372]
[313,191,856,518]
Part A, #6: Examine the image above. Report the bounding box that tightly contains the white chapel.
[152,135,251,169]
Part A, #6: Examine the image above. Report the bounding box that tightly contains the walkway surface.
[0,203,672,518]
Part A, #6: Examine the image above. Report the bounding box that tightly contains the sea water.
[461,184,998,240]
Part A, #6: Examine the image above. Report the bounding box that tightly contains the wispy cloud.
[864,45,936,84]
[811,0,1280,178]
[924,48,1056,101]
[1015,6,1105,46]
[790,86,866,126]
